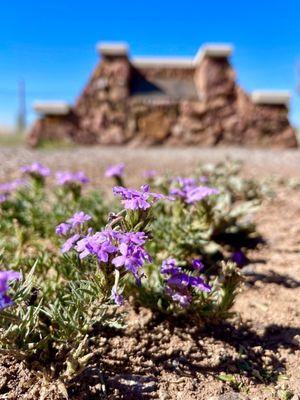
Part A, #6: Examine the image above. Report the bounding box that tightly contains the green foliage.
[0,160,264,384]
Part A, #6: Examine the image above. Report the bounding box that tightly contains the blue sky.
[1,0,300,127]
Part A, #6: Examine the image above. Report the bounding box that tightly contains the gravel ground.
[0,146,300,186]
[0,145,299,399]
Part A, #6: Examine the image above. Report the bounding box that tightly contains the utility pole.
[17,79,26,133]
[297,63,300,95]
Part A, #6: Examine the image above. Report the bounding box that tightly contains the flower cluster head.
[143,170,157,180]
[0,270,21,310]
[185,186,220,204]
[56,171,89,187]
[170,176,219,204]
[0,179,26,203]
[56,211,92,252]
[113,184,168,210]
[21,162,50,179]
[0,179,25,194]
[76,230,150,280]
[67,211,92,228]
[74,229,151,304]
[105,163,125,179]
[161,258,211,307]
[111,232,151,282]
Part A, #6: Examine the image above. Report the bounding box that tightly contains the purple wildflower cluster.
[56,211,92,253]
[21,162,50,178]
[0,179,25,193]
[75,229,151,305]
[143,170,157,180]
[113,184,167,210]
[56,171,89,186]
[0,270,21,310]
[170,176,219,204]
[161,258,211,307]
[105,163,125,179]
[0,179,26,203]
[56,210,151,304]
[75,230,151,283]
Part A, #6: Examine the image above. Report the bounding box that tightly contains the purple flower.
[0,270,21,310]
[0,179,26,194]
[75,230,117,261]
[161,258,211,307]
[117,231,148,246]
[55,222,71,236]
[188,276,211,292]
[74,228,150,283]
[143,170,157,179]
[112,242,151,280]
[21,162,50,178]
[71,228,151,306]
[169,176,219,204]
[186,186,220,204]
[169,177,197,199]
[161,258,180,275]
[61,234,80,253]
[74,236,90,259]
[56,211,91,238]
[192,259,204,271]
[105,163,125,178]
[231,250,247,267]
[0,179,26,204]
[90,240,116,263]
[166,287,192,307]
[111,287,124,305]
[67,211,92,228]
[113,184,166,210]
[176,177,197,187]
[56,171,89,186]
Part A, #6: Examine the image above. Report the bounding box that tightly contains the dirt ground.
[0,146,299,399]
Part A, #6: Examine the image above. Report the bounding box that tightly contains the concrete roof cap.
[195,43,234,63]
[132,57,194,68]
[33,101,71,115]
[251,91,291,107]
[97,42,129,56]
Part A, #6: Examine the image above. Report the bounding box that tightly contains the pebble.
[158,388,171,400]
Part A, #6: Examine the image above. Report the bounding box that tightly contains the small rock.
[158,388,170,400]
[291,395,299,400]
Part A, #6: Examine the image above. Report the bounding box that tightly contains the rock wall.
[27,113,79,147]
[28,50,298,148]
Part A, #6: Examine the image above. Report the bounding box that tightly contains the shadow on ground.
[68,315,300,400]
[244,268,300,289]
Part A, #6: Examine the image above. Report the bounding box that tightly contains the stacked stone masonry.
[28,43,297,148]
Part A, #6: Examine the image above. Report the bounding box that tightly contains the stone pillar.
[74,42,132,144]
[194,44,235,100]
[177,44,238,145]
[247,91,298,147]
[27,102,78,147]
[95,42,131,101]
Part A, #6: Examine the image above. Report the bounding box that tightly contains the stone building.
[28,42,297,148]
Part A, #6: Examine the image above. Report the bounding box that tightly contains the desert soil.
[0,146,299,400]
